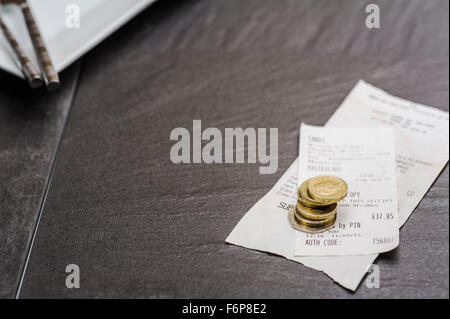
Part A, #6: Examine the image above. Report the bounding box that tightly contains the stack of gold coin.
[289,175,348,234]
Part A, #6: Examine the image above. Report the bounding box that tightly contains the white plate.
[0,0,156,78]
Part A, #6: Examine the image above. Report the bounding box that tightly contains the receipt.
[294,124,399,256]
[328,81,449,227]
[226,80,449,290]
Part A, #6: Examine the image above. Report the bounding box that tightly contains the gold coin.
[294,208,336,227]
[297,179,328,208]
[296,201,337,221]
[288,208,336,234]
[307,175,348,204]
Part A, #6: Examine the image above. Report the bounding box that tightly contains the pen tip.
[46,80,61,92]
[29,77,43,89]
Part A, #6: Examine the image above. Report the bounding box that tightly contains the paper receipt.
[294,124,399,256]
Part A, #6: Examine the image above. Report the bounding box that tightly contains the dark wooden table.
[0,0,448,298]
